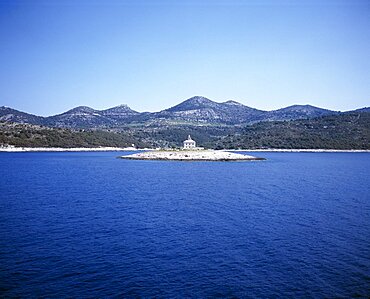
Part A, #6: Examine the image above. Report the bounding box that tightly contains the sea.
[0,151,369,298]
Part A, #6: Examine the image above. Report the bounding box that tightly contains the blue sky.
[0,0,369,115]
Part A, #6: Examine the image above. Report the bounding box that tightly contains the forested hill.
[0,123,148,148]
[214,112,370,150]
[1,112,369,150]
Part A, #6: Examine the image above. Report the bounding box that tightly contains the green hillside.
[215,113,370,150]
[0,123,147,148]
[1,112,369,150]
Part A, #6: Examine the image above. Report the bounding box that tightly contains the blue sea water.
[0,151,369,298]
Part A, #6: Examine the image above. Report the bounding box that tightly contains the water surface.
[0,152,369,297]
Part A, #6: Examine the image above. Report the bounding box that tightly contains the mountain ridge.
[0,97,366,128]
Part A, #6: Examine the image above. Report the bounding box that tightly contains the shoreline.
[226,149,370,153]
[120,150,263,161]
[0,146,141,152]
[0,146,369,153]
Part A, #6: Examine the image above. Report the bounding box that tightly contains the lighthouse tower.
[183,135,196,149]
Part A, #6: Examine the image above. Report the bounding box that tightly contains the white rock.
[120,150,262,161]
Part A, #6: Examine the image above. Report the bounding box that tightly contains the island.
[120,150,264,161]
[120,136,264,161]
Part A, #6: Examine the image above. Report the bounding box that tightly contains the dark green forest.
[215,113,370,150]
[0,123,147,148]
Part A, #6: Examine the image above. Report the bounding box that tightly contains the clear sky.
[0,0,369,115]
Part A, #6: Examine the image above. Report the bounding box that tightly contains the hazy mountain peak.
[104,104,132,110]
[287,104,316,109]
[166,96,217,112]
[186,96,213,103]
[265,104,338,121]
[101,104,138,115]
[1,98,366,128]
[223,100,244,106]
[0,106,44,124]
[65,106,96,114]
[278,104,333,113]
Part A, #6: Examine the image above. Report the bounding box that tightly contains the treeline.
[128,125,238,148]
[0,123,147,148]
[1,112,369,149]
[214,113,370,150]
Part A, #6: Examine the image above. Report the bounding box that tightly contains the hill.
[0,122,148,148]
[0,97,342,128]
[151,96,265,125]
[215,112,370,150]
[0,106,46,125]
[1,99,369,150]
[1,111,369,149]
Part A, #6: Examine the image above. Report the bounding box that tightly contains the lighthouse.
[183,135,196,149]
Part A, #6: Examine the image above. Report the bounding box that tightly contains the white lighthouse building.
[183,135,196,149]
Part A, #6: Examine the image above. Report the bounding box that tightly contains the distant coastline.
[0,146,139,152]
[226,149,370,153]
[1,106,369,151]
[0,146,369,153]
